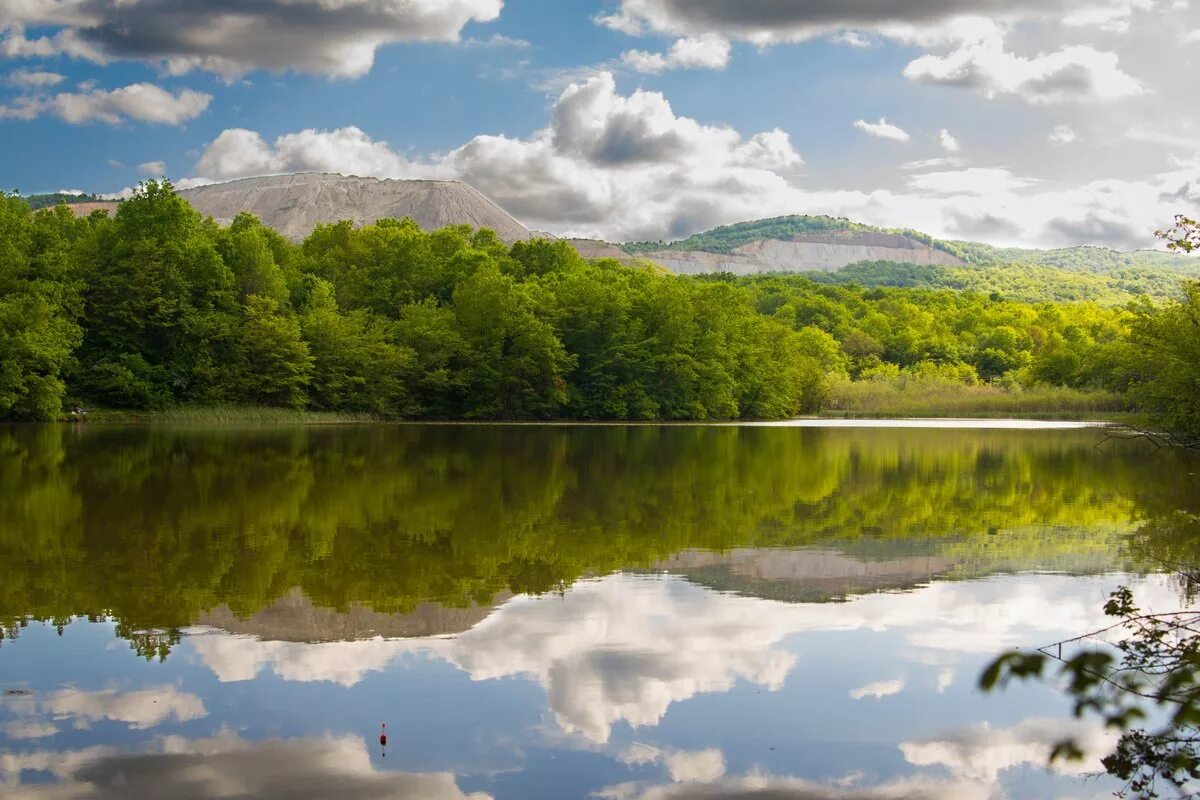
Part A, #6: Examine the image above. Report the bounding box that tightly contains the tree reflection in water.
[1,424,1195,656]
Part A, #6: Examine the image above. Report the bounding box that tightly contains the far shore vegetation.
[825,377,1131,420]
[1,182,1197,436]
[72,388,1132,426]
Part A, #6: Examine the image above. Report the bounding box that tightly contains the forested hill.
[623,213,1198,272]
[624,215,960,258]
[617,214,1199,303]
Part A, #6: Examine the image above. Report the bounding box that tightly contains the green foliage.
[982,576,1200,800]
[1120,283,1200,439]
[0,182,1194,423]
[809,260,1192,305]
[623,214,963,259]
[73,180,240,408]
[718,273,1134,393]
[1160,215,1200,255]
[11,182,845,420]
[1112,217,1200,440]
[949,240,1200,273]
[452,262,572,418]
[21,192,105,210]
[0,197,85,420]
[237,295,312,408]
[828,376,1127,419]
[300,279,414,415]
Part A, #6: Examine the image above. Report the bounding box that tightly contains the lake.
[2,423,1198,800]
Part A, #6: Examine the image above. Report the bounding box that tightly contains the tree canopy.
[0,183,1196,434]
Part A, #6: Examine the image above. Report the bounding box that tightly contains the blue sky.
[2,1,1199,247]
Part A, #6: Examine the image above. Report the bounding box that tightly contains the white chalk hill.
[179,173,535,244]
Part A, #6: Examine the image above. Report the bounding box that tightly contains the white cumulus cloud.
[849,679,905,700]
[622,35,731,73]
[187,71,804,242]
[5,68,64,88]
[854,117,911,142]
[176,70,1200,249]
[903,26,1145,104]
[0,82,211,125]
[618,743,728,784]
[1049,124,1079,145]
[193,126,431,181]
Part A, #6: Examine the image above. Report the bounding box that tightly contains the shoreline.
[26,408,1127,429]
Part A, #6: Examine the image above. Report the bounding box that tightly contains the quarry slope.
[643,231,965,275]
[178,173,535,243]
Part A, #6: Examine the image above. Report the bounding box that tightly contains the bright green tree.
[300,278,414,415]
[237,295,312,407]
[74,180,239,407]
[0,199,84,419]
[453,263,572,419]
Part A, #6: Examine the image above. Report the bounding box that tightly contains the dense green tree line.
[722,273,1133,386]
[0,184,832,421]
[21,192,106,211]
[805,260,1190,305]
[948,241,1200,273]
[0,183,1197,432]
[3,424,1193,657]
[714,271,1200,435]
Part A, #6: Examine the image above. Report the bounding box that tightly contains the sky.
[1,0,1199,248]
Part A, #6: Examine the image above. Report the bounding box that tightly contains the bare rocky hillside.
[178,173,535,243]
[645,231,964,276]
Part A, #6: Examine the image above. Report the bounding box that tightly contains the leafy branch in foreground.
[1158,216,1200,254]
[982,586,1200,798]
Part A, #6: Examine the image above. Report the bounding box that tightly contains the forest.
[623,214,961,258]
[0,182,1197,435]
[801,260,1191,305]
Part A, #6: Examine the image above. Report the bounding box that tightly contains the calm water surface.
[2,423,1198,799]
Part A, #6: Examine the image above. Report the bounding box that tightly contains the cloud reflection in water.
[3,734,490,800]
